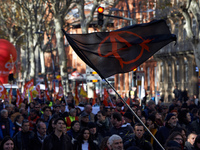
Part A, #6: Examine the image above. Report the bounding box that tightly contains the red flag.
[74,82,79,105]
[103,88,109,106]
[56,82,63,100]
[0,81,7,99]
[92,89,97,106]
[22,79,34,99]
[126,98,130,105]
[45,82,50,101]
[16,89,22,107]
[35,83,41,99]
[24,79,34,92]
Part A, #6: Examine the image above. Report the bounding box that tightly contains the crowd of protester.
[1,88,200,150]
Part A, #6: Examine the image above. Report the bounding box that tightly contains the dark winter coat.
[42,132,73,150]
[124,134,153,150]
[13,131,35,150]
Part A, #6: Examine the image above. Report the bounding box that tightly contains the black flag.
[63,19,176,79]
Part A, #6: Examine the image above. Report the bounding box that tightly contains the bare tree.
[12,0,51,83]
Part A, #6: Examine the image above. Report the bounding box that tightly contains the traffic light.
[133,68,137,80]
[97,7,104,26]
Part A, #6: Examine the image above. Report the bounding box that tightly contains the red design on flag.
[45,82,50,101]
[126,98,130,105]
[92,88,97,106]
[0,81,7,99]
[16,89,22,107]
[35,83,41,99]
[103,88,109,107]
[56,82,63,100]
[22,79,34,99]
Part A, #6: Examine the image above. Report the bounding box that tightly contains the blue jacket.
[0,118,15,140]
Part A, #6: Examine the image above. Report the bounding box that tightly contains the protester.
[42,117,73,150]
[79,112,89,129]
[185,133,197,150]
[34,103,42,117]
[67,120,80,140]
[0,136,15,150]
[124,123,153,150]
[143,100,156,118]
[96,110,112,138]
[60,102,68,118]
[177,110,193,133]
[154,113,178,149]
[109,112,133,138]
[73,127,100,150]
[146,114,159,145]
[40,106,52,129]
[0,109,15,141]
[107,134,124,150]
[123,112,135,127]
[100,136,110,150]
[30,121,47,150]
[193,134,200,150]
[28,109,40,131]
[13,114,23,136]
[46,115,59,135]
[13,119,35,150]
[165,131,185,150]
[82,104,95,122]
[191,109,200,134]
[88,122,102,146]
[65,108,79,131]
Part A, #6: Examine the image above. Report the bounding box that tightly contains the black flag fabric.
[63,19,176,79]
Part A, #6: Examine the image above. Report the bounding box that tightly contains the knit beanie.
[165,113,175,121]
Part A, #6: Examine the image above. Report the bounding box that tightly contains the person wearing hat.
[146,114,159,145]
[51,104,61,118]
[79,112,89,130]
[154,113,178,150]
[143,100,156,118]
[115,102,124,115]
[123,112,135,127]
[88,122,103,146]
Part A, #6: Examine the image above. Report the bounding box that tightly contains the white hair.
[108,134,122,146]
[1,109,8,116]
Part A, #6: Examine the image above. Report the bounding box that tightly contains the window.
[176,60,180,82]
[147,67,150,90]
[184,59,188,82]
[123,74,125,90]
[118,74,120,91]
[168,63,172,82]
[154,66,157,90]
[161,62,164,82]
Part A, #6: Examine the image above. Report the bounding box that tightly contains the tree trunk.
[28,29,35,81]
[54,16,69,94]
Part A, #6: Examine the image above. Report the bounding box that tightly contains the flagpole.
[62,29,165,150]
[104,78,165,150]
